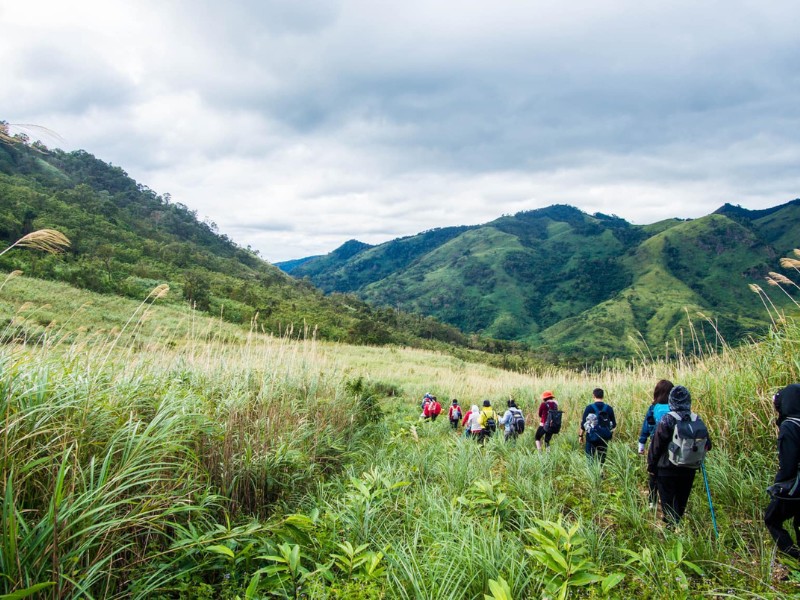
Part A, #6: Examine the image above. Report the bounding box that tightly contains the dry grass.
[0,229,71,257]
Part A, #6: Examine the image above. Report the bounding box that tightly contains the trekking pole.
[701,461,719,538]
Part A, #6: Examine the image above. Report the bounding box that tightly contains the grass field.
[2,273,800,598]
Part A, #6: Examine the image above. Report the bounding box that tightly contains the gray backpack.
[667,411,709,469]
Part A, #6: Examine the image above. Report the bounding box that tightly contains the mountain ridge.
[280,200,799,361]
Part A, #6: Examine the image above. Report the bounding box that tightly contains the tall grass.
[1,265,799,597]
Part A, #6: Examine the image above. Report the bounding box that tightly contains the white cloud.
[2,0,799,262]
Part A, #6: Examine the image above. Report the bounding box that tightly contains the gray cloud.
[3,0,800,262]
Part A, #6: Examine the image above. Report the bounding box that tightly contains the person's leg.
[647,472,658,507]
[544,431,554,448]
[671,471,696,520]
[766,498,800,558]
[535,426,545,451]
[597,442,608,465]
[657,476,680,524]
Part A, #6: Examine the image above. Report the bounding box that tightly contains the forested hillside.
[282,202,800,361]
[0,128,535,364]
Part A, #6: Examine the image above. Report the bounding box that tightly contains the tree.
[183,269,211,310]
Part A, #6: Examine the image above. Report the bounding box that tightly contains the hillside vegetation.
[2,256,800,598]
[0,128,539,368]
[283,203,800,362]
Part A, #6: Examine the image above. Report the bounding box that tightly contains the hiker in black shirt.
[765,383,800,560]
[579,388,616,464]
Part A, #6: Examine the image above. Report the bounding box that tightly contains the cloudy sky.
[3,1,799,262]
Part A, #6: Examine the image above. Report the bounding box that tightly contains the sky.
[2,1,800,262]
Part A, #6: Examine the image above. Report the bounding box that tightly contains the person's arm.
[647,415,674,474]
[608,406,617,430]
[638,407,654,446]
[775,423,800,482]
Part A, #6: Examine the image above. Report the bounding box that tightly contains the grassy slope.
[3,269,800,598]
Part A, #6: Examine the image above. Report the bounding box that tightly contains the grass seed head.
[780,257,800,269]
[14,229,71,254]
[769,272,793,285]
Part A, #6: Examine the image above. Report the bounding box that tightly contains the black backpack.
[484,410,497,433]
[543,402,562,434]
[587,404,613,442]
[511,408,525,434]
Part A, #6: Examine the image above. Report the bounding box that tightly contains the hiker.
[536,390,562,451]
[500,399,525,442]
[421,393,432,419]
[425,395,442,421]
[462,405,474,437]
[580,388,616,463]
[448,399,463,429]
[638,380,674,508]
[466,404,483,440]
[647,385,712,525]
[765,384,800,560]
[478,399,498,444]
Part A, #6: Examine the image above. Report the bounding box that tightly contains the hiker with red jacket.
[425,396,442,421]
[448,399,463,429]
[420,393,432,419]
[536,391,562,451]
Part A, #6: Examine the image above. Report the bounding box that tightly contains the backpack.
[667,411,709,469]
[431,401,442,416]
[451,406,462,421]
[543,402,562,434]
[483,410,497,433]
[510,408,525,434]
[587,404,613,443]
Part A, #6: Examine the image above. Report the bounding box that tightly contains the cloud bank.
[2,0,799,261]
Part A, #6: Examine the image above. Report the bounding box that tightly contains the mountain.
[283,202,800,361]
[0,128,537,365]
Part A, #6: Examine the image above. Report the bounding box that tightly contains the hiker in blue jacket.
[499,399,524,442]
[579,388,616,463]
[638,380,674,508]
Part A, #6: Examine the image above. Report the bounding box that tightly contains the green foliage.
[621,540,703,599]
[0,140,524,361]
[484,576,513,600]
[525,518,624,600]
[288,200,800,363]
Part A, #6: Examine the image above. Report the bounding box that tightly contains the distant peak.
[332,239,372,260]
[714,199,800,220]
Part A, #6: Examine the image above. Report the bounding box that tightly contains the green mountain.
[281,202,800,361]
[0,128,533,363]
